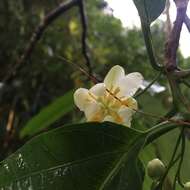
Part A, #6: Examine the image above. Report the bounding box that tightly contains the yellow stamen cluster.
[89,87,136,124]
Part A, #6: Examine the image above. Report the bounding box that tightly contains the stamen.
[108,110,123,124]
[113,87,120,95]
[88,92,98,101]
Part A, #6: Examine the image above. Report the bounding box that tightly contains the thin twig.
[158,129,183,190]
[57,55,99,83]
[177,131,185,187]
[173,69,190,78]
[134,71,162,98]
[78,0,92,75]
[172,129,184,189]
[173,128,185,189]
[181,79,190,88]
[177,85,190,112]
[3,0,78,84]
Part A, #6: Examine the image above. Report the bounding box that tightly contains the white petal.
[89,83,106,97]
[74,88,92,111]
[84,102,102,121]
[104,65,125,89]
[103,115,114,122]
[118,106,134,127]
[118,72,143,97]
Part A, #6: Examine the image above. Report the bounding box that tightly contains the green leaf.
[133,0,166,24]
[20,90,74,138]
[0,122,145,190]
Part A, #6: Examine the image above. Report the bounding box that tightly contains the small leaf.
[133,0,166,24]
[0,122,146,190]
[20,90,74,138]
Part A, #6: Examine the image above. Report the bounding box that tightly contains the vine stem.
[181,79,190,88]
[134,71,162,98]
[140,21,163,71]
[144,121,189,148]
[176,130,186,188]
[157,128,183,189]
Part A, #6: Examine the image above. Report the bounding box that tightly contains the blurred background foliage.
[0,0,190,188]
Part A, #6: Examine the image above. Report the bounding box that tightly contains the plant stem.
[145,122,178,145]
[158,130,183,189]
[182,79,190,88]
[177,130,185,187]
[135,71,162,98]
[140,21,163,71]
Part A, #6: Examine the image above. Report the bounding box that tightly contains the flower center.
[88,86,137,124]
[99,87,121,108]
[96,87,124,123]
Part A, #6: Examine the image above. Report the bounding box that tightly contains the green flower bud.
[147,158,165,180]
[184,182,190,190]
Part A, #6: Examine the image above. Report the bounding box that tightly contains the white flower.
[74,65,143,127]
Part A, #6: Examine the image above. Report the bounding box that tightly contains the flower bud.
[184,182,190,190]
[147,158,165,180]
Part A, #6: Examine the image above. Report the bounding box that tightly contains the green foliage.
[0,0,190,189]
[0,122,145,190]
[20,90,74,138]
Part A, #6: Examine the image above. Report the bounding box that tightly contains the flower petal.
[89,83,106,97]
[118,72,143,97]
[103,115,114,122]
[84,102,103,121]
[74,88,92,111]
[118,106,134,127]
[104,65,125,89]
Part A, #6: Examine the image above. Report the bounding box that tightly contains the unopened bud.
[147,158,165,180]
[184,182,190,190]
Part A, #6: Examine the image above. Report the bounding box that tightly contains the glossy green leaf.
[20,90,74,138]
[133,0,166,24]
[0,122,145,190]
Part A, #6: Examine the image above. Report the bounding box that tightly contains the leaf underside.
[133,0,166,24]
